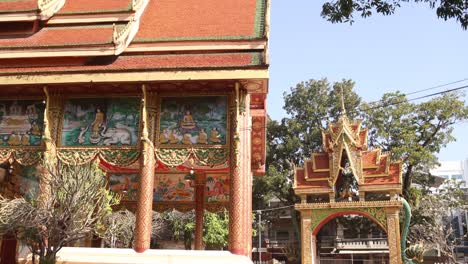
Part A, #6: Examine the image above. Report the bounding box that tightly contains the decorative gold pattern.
[155,148,190,167]
[57,149,99,165]
[14,149,43,166]
[301,217,312,264]
[155,148,228,167]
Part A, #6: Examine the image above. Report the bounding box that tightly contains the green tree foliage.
[321,0,468,29]
[362,91,468,197]
[0,162,119,264]
[162,210,230,250]
[254,78,362,239]
[203,211,229,250]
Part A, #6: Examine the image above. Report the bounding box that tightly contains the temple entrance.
[293,100,405,264]
[316,214,389,264]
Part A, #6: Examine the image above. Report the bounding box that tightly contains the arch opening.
[313,213,389,264]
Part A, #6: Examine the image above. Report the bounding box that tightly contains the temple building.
[0,0,269,261]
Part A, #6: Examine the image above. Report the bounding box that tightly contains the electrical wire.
[255,205,294,213]
[238,83,468,131]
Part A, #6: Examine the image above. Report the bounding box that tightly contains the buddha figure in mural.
[30,120,41,136]
[169,129,180,144]
[197,128,208,144]
[21,134,29,146]
[91,108,105,141]
[182,133,192,145]
[7,132,21,146]
[209,127,221,143]
[180,110,196,129]
[159,128,169,144]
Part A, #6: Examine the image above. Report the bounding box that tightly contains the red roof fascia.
[0,25,114,48]
[295,169,329,189]
[0,52,263,74]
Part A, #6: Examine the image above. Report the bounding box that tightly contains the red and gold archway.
[294,110,404,264]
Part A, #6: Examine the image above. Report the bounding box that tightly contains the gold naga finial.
[340,84,346,116]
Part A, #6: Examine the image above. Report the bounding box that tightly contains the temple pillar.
[386,208,402,264]
[244,94,252,257]
[194,173,205,250]
[229,84,248,255]
[134,86,157,253]
[300,211,312,264]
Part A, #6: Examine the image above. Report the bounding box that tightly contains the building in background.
[430,159,468,261]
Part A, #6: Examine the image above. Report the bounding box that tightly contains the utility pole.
[257,210,262,263]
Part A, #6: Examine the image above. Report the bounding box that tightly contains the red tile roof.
[57,0,132,14]
[134,0,265,42]
[0,0,37,13]
[0,52,263,74]
[0,25,114,48]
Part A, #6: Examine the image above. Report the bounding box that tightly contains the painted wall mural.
[154,173,194,202]
[159,96,227,146]
[108,173,139,201]
[0,100,44,147]
[16,165,40,200]
[61,98,141,147]
[205,174,229,202]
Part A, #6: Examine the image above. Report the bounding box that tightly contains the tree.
[162,210,231,250]
[253,78,362,244]
[97,210,165,248]
[321,0,468,30]
[162,210,195,249]
[361,91,468,197]
[203,210,229,250]
[0,162,118,264]
[408,180,468,262]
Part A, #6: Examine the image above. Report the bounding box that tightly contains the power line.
[238,83,468,131]
[357,84,468,114]
[404,78,468,96]
[255,205,294,213]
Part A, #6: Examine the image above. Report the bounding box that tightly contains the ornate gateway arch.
[294,109,405,264]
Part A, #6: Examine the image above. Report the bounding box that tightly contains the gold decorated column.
[134,86,157,253]
[194,173,205,250]
[228,83,247,255]
[301,211,312,264]
[40,87,62,205]
[386,208,402,264]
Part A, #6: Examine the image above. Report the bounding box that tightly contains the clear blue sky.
[268,0,468,161]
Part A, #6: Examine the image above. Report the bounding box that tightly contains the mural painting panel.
[0,100,44,147]
[205,174,229,202]
[108,173,139,201]
[154,173,194,202]
[61,98,141,147]
[6,165,40,200]
[159,96,227,146]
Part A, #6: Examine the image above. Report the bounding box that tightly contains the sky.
[267,0,468,161]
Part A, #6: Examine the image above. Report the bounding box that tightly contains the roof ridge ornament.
[340,84,347,116]
[38,0,66,20]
